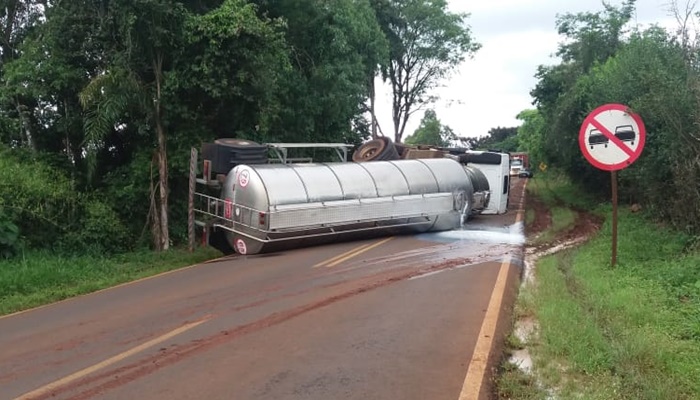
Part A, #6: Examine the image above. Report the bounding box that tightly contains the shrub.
[0,207,20,258]
[59,198,131,255]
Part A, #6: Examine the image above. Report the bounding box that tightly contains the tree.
[79,0,189,251]
[251,0,388,144]
[516,109,545,166]
[374,0,480,143]
[404,109,457,147]
[530,0,638,192]
[0,0,45,149]
[555,0,636,72]
[528,0,700,234]
[468,126,519,151]
[0,0,502,255]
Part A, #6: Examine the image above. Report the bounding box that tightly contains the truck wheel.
[352,137,400,162]
[352,138,387,161]
[377,138,400,161]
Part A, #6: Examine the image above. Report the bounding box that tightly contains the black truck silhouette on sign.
[588,125,636,149]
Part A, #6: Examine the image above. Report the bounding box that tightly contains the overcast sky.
[373,0,682,140]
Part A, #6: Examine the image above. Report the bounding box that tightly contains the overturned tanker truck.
[192,138,495,255]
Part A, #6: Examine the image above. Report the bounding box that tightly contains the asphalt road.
[0,178,527,400]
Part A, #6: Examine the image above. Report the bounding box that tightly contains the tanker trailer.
[195,158,477,255]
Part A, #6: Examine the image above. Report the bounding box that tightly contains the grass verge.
[0,247,221,316]
[497,172,700,399]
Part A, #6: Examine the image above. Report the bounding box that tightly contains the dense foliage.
[403,109,459,147]
[518,0,700,234]
[469,126,520,152]
[0,0,478,255]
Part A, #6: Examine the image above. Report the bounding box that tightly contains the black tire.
[376,137,400,161]
[394,143,408,159]
[352,137,400,162]
[352,138,387,161]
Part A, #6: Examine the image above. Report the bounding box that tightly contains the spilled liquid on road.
[340,221,526,276]
[417,221,526,246]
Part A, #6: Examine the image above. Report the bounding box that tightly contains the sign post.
[579,103,646,267]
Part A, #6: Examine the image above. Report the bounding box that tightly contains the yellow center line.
[458,256,512,400]
[326,236,393,267]
[315,236,394,268]
[312,242,372,268]
[14,316,211,400]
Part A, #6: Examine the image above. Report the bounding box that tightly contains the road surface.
[0,179,528,400]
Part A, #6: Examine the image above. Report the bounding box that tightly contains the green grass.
[0,247,221,316]
[499,172,700,399]
[525,208,536,226]
[527,171,599,211]
[496,362,548,400]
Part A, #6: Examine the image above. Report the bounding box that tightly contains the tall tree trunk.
[156,119,169,251]
[153,54,169,251]
[369,76,378,138]
[149,156,162,250]
[392,106,401,143]
[16,99,35,150]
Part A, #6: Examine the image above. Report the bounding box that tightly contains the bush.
[0,149,134,255]
[0,148,77,249]
[59,198,131,255]
[0,208,20,258]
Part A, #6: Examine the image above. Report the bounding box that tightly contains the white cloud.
[374,0,681,140]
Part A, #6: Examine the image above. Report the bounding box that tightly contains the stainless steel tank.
[216,158,475,254]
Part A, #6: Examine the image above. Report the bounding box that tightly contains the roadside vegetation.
[0,248,220,316]
[0,1,480,312]
[497,172,700,400]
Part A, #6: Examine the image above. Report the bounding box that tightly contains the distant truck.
[509,152,529,176]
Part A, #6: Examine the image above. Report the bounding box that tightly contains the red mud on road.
[41,256,478,400]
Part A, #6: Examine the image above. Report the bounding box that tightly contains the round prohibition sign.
[579,103,646,171]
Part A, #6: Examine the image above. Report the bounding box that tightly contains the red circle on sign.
[579,103,646,171]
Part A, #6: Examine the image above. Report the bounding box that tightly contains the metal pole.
[188,147,198,252]
[611,170,618,267]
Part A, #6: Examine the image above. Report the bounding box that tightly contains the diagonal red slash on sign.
[588,117,635,157]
